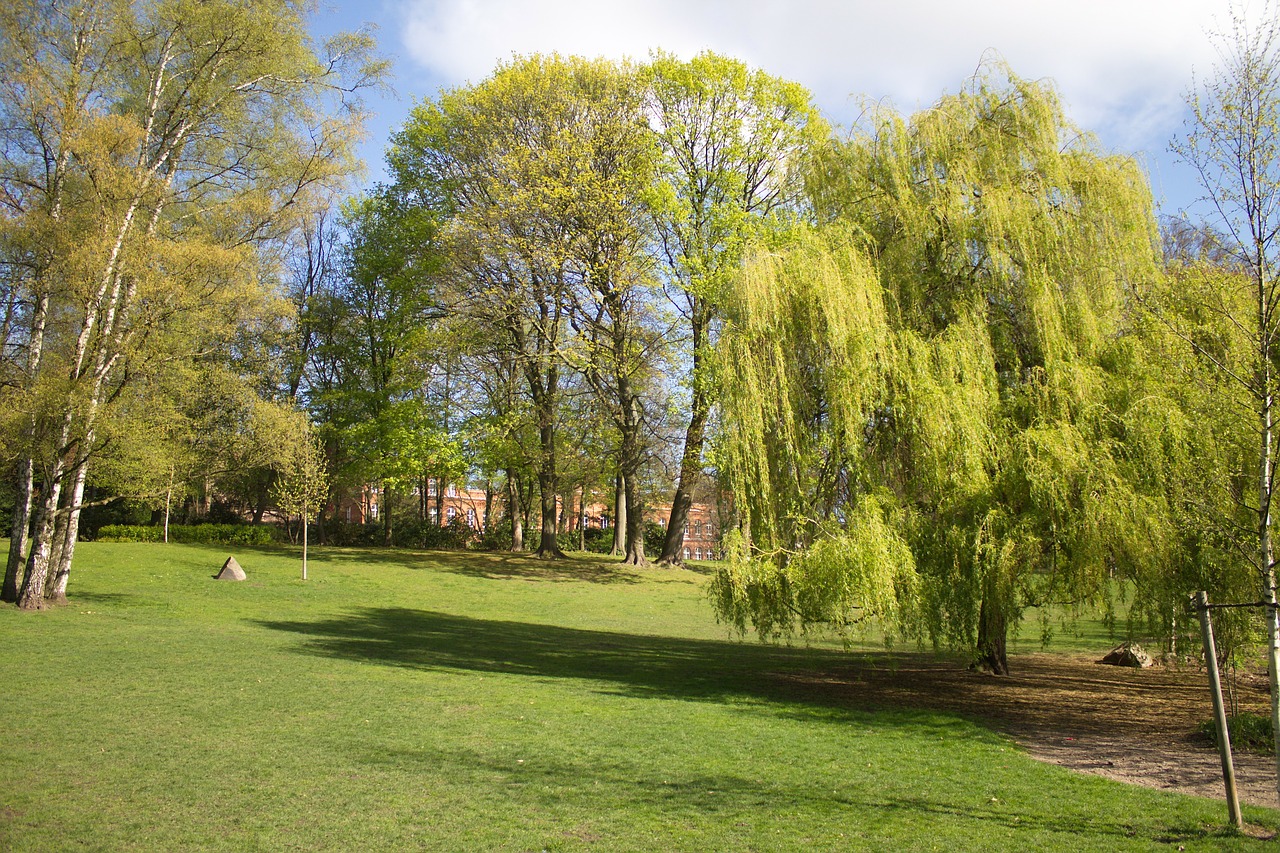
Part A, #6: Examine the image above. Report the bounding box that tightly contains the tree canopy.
[712,66,1168,673]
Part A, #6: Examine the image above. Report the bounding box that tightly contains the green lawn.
[0,541,1272,850]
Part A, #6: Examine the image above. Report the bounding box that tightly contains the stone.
[215,556,246,581]
[1098,642,1153,668]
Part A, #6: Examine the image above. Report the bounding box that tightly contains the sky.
[311,0,1242,219]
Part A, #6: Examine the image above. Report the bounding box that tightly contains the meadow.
[0,541,1274,851]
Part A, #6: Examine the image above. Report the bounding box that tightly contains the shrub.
[96,524,163,543]
[476,523,514,552]
[644,521,666,557]
[582,526,612,554]
[1199,711,1274,754]
[95,524,276,546]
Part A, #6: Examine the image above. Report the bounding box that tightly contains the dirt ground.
[797,651,1279,811]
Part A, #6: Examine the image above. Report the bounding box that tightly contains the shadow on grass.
[258,607,928,717]
[254,608,1250,844]
[300,547,644,584]
[431,551,643,584]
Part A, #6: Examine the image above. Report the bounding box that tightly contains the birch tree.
[0,0,381,608]
[1170,0,1280,795]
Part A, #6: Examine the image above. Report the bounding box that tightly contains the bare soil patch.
[798,652,1278,810]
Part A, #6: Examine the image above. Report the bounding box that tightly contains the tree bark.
[3,458,35,602]
[18,472,63,610]
[435,476,444,527]
[611,472,626,557]
[975,594,1009,675]
[535,420,564,559]
[382,482,393,547]
[507,470,524,551]
[622,463,646,566]
[483,480,493,532]
[48,455,91,604]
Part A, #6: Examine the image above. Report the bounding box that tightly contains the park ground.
[1,541,1277,850]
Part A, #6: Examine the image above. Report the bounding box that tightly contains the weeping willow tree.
[713,66,1166,673]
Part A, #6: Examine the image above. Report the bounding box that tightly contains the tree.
[390,55,657,559]
[326,190,444,546]
[712,66,1163,675]
[645,52,824,566]
[556,58,663,565]
[272,429,329,580]
[1169,0,1280,793]
[0,0,382,608]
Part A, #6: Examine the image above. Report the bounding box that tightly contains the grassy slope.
[0,542,1272,851]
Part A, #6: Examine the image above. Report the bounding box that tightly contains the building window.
[467,508,477,528]
[683,547,691,560]
[345,505,352,523]
[429,507,438,524]
[447,484,457,497]
[446,506,456,522]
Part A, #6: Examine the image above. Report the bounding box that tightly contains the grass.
[0,541,1275,851]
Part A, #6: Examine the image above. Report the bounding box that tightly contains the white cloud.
[390,0,1242,211]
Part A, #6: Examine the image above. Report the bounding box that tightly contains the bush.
[318,521,383,547]
[476,523,514,552]
[96,524,163,543]
[415,518,476,550]
[96,524,276,546]
[1199,711,1274,754]
[582,526,612,554]
[644,521,666,557]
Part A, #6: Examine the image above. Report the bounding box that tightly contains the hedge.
[95,524,276,546]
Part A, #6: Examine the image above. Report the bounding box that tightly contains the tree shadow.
[256,607,998,730]
[298,547,643,584]
[259,608,1239,844]
[431,552,643,584]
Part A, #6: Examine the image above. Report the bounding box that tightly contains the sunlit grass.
[0,541,1273,850]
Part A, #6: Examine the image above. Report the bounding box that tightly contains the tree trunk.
[382,483,393,547]
[164,476,172,544]
[622,464,646,566]
[507,470,524,551]
[659,302,711,565]
[484,480,493,532]
[302,513,309,581]
[611,472,626,557]
[48,455,90,604]
[3,458,35,602]
[577,483,585,552]
[1259,321,1280,802]
[4,286,51,602]
[251,472,272,524]
[435,476,444,527]
[18,470,63,610]
[975,594,1009,675]
[535,421,564,559]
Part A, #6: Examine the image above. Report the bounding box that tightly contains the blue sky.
[311,0,1238,220]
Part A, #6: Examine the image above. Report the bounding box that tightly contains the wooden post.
[1196,591,1243,828]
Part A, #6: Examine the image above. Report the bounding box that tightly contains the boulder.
[215,556,246,581]
[1098,642,1153,668]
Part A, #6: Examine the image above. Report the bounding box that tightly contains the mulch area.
[786,651,1279,810]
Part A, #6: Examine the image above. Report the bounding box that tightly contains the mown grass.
[0,541,1274,851]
